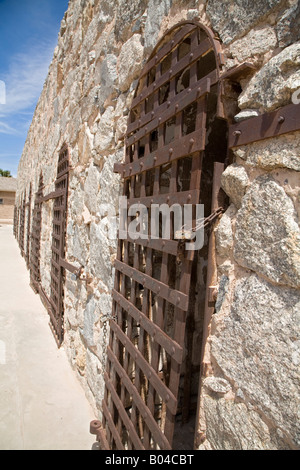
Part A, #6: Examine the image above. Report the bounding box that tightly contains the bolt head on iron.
[90,420,102,435]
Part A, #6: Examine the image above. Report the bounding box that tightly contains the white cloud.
[0,121,21,135]
[0,39,55,134]
[0,80,6,104]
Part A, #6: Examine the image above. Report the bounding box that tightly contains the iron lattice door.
[30,174,43,293]
[99,22,223,450]
[25,183,32,268]
[49,146,69,346]
[19,192,26,256]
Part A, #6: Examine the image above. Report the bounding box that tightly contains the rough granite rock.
[95,54,118,110]
[118,34,145,92]
[221,164,249,209]
[234,175,300,288]
[229,25,277,61]
[114,0,148,42]
[234,132,300,171]
[215,205,236,257]
[82,296,96,347]
[144,0,173,53]
[84,163,101,214]
[202,395,292,450]
[203,376,232,395]
[276,1,300,47]
[206,0,285,44]
[239,42,300,112]
[210,274,300,448]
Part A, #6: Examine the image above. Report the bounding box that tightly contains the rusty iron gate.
[28,150,79,347]
[47,145,70,346]
[95,22,225,450]
[30,174,44,293]
[25,183,32,268]
[19,192,26,256]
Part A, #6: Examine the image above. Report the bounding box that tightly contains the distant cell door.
[97,21,226,450]
[49,145,70,346]
[25,183,32,268]
[30,174,43,293]
[19,191,26,256]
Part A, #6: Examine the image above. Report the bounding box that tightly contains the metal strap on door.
[95,22,224,450]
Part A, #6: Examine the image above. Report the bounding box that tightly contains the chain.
[194,207,225,232]
[176,206,224,240]
[101,311,117,373]
[102,320,108,372]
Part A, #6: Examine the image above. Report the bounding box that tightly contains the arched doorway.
[99,21,228,450]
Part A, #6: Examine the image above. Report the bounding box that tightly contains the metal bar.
[104,372,145,450]
[144,251,170,448]
[110,321,178,415]
[124,238,141,447]
[126,78,211,148]
[164,259,191,443]
[229,102,300,148]
[138,24,197,80]
[119,129,205,179]
[42,188,65,202]
[125,234,179,256]
[102,400,124,450]
[112,289,183,363]
[107,347,172,450]
[126,70,217,137]
[114,259,189,311]
[59,258,81,275]
[131,38,211,110]
[127,188,200,208]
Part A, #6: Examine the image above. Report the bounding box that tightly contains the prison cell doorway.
[95,21,229,450]
[48,145,70,346]
[28,146,71,348]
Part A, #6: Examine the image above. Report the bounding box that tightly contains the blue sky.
[0,0,69,177]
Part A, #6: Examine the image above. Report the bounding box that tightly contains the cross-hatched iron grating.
[49,145,70,347]
[99,22,224,450]
[25,183,32,268]
[30,174,43,293]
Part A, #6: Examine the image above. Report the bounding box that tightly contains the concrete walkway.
[0,224,96,450]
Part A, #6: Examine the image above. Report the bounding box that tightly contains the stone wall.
[0,191,15,220]
[16,0,299,449]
